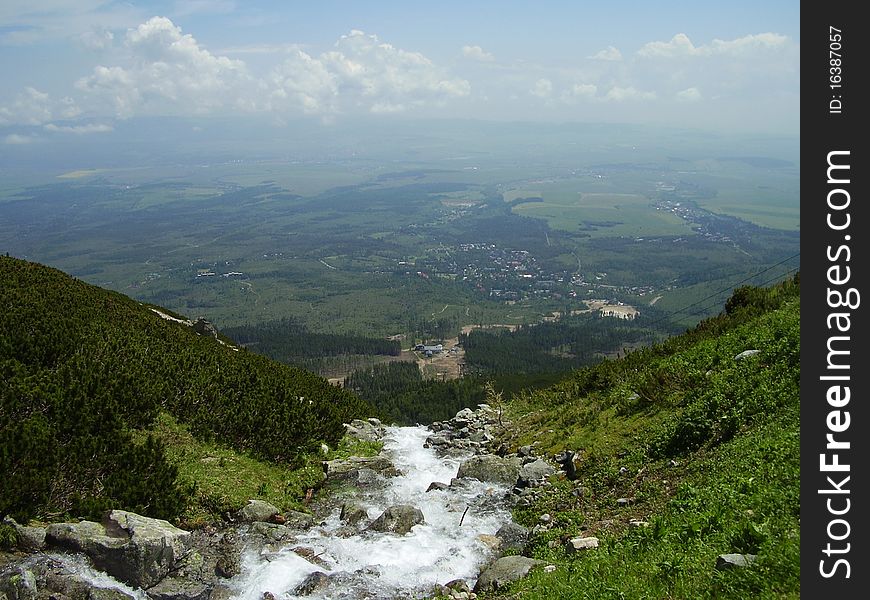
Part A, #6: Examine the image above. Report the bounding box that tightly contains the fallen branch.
[459,506,470,527]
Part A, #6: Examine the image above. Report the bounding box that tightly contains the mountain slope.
[0,256,371,523]
[491,276,800,599]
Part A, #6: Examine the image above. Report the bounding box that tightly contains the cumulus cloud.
[44,122,113,134]
[76,16,249,117]
[676,87,702,102]
[530,78,553,98]
[462,45,494,62]
[268,30,469,115]
[559,83,598,102]
[638,32,789,58]
[604,86,656,102]
[589,45,622,61]
[0,87,54,125]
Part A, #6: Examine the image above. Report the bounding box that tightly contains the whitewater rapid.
[233,425,513,599]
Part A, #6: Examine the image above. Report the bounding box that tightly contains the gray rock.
[248,522,295,545]
[45,511,190,590]
[473,556,543,592]
[444,578,470,593]
[191,318,219,339]
[426,482,450,492]
[90,588,139,600]
[344,419,383,442]
[454,408,476,421]
[494,522,529,555]
[339,503,369,526]
[214,523,245,579]
[734,349,761,361]
[716,553,757,570]
[477,535,501,551]
[2,556,140,600]
[517,459,555,488]
[0,565,38,600]
[457,455,521,487]
[145,578,211,600]
[15,527,45,553]
[1,519,45,553]
[367,505,424,535]
[616,497,633,506]
[293,572,330,596]
[282,511,315,530]
[324,456,397,482]
[238,500,280,523]
[207,585,235,600]
[567,536,599,552]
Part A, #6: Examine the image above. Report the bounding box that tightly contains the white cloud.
[638,32,789,58]
[676,87,702,102]
[78,28,114,50]
[604,86,656,102]
[530,78,553,98]
[75,16,249,117]
[0,87,54,125]
[708,32,789,55]
[589,46,622,61]
[462,45,494,62]
[559,83,598,103]
[44,122,113,134]
[268,30,469,115]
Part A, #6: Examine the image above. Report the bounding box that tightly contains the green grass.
[147,413,326,527]
[484,282,800,599]
[513,190,690,238]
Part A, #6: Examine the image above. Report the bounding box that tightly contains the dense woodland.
[223,318,400,373]
[461,313,653,374]
[345,361,485,425]
[0,256,371,523]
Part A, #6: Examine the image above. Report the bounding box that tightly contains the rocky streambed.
[2,405,560,600]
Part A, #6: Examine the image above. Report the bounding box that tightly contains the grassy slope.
[485,279,800,599]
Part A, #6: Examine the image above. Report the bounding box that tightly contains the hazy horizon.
[2,0,800,157]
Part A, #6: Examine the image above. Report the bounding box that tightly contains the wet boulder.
[237,500,280,523]
[144,577,211,600]
[457,455,521,487]
[343,419,384,442]
[367,505,424,535]
[324,456,398,482]
[294,572,330,596]
[45,511,190,590]
[339,503,369,527]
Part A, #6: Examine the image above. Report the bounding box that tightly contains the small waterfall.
[232,425,513,599]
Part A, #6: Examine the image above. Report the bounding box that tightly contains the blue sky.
[1,1,800,143]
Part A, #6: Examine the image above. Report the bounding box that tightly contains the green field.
[514,190,690,237]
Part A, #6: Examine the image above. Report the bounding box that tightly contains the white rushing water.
[233,425,513,599]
